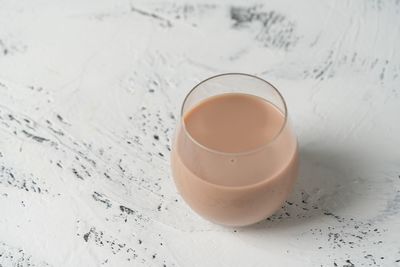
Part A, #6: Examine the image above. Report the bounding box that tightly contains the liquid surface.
[184,93,285,153]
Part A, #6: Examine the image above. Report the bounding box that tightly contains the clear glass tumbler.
[171,73,299,226]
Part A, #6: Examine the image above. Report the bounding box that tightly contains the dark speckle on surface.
[344,259,355,267]
[92,191,112,208]
[130,5,172,27]
[230,5,299,50]
[120,205,134,215]
[21,130,49,143]
[83,232,90,242]
[72,168,84,180]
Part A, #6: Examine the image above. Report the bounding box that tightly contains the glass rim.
[180,73,289,156]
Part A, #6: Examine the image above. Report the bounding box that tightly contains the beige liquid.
[171,93,298,226]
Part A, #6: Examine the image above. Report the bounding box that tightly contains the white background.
[0,0,399,266]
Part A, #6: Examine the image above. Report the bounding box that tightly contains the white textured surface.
[0,0,399,266]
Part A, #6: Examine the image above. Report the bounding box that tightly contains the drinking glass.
[171,73,299,226]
